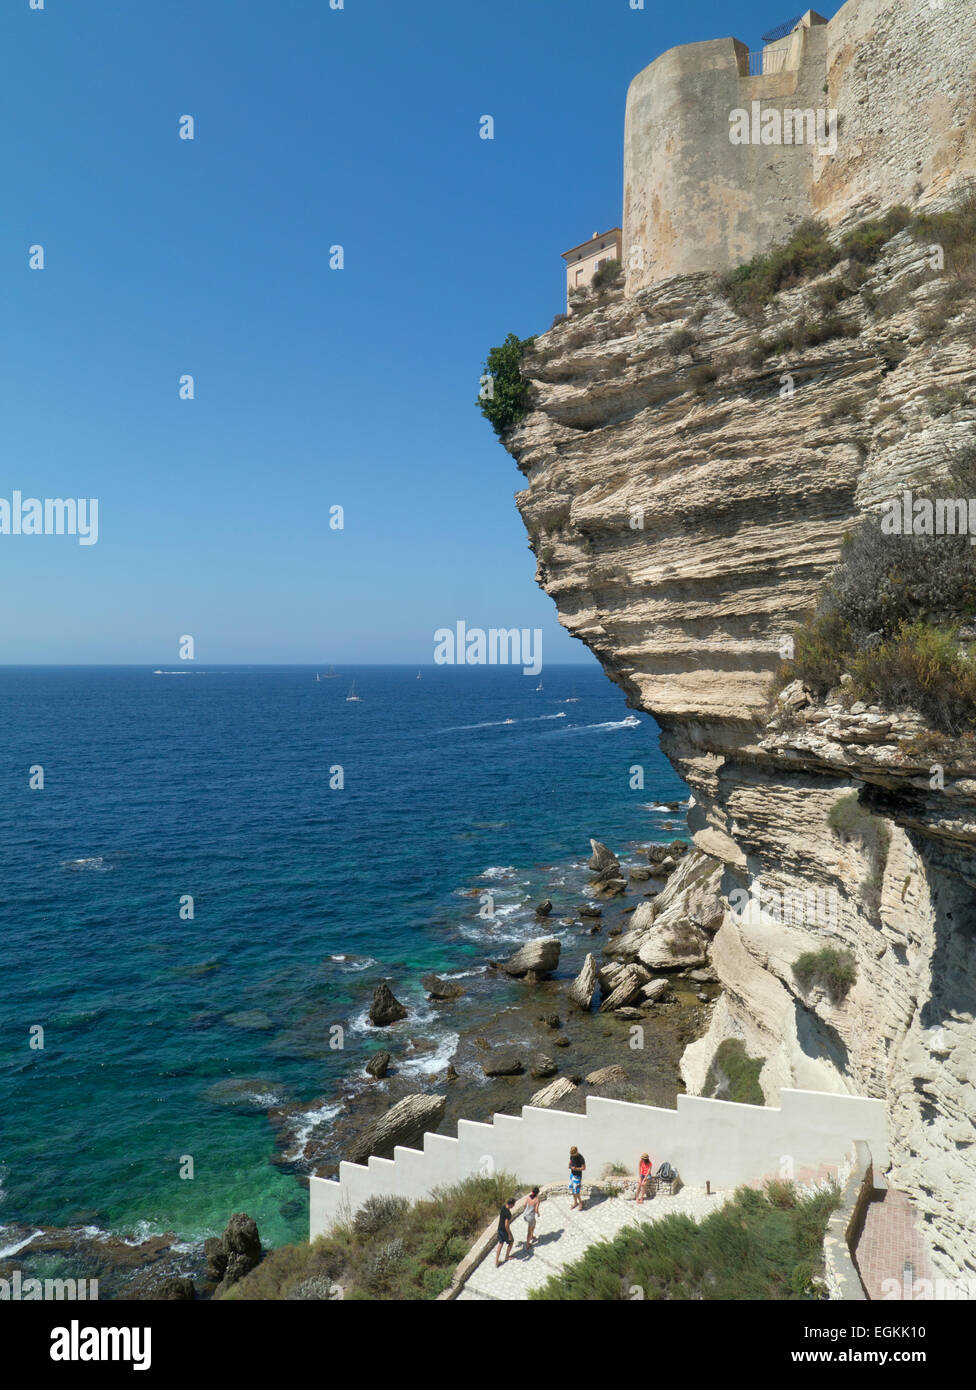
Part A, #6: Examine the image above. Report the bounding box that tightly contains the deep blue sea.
[0,664,687,1252]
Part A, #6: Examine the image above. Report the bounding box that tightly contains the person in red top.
[636,1152,653,1203]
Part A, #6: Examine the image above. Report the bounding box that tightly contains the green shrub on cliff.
[840,207,912,265]
[792,947,857,1003]
[220,1171,517,1301]
[721,218,839,313]
[776,464,976,735]
[528,1181,838,1300]
[592,257,623,292]
[478,332,535,438]
[703,1038,765,1106]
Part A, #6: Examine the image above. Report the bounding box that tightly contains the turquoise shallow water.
[0,664,687,1249]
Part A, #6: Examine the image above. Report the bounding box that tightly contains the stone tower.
[623,0,976,294]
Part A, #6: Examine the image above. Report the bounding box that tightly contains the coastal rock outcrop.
[365,1051,392,1079]
[529,1077,579,1108]
[502,938,560,978]
[421,974,466,1001]
[344,1094,447,1165]
[568,953,599,1011]
[369,983,408,1027]
[482,1048,524,1077]
[502,213,976,1281]
[587,839,627,896]
[204,1213,262,1295]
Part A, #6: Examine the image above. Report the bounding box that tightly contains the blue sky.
[0,0,841,664]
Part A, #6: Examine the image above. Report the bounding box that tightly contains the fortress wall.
[815,0,976,226]
[623,0,976,292]
[623,27,829,292]
[309,1086,888,1235]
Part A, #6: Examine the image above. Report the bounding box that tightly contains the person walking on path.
[569,1147,586,1210]
[636,1153,653,1203]
[495,1198,515,1265]
[523,1187,542,1249]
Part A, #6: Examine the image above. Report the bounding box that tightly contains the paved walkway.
[854,1189,933,1300]
[458,1186,728,1300]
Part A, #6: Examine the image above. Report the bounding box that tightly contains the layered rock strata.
[504,225,976,1280]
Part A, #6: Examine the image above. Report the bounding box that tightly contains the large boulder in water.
[365,1051,392,1079]
[369,983,408,1026]
[599,964,651,1012]
[568,953,598,1012]
[502,938,560,978]
[529,1077,579,1109]
[345,1094,447,1165]
[587,840,627,896]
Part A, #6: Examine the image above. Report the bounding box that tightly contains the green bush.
[222,1170,518,1302]
[477,332,535,438]
[851,621,976,737]
[827,793,891,915]
[704,1038,765,1106]
[840,207,912,265]
[721,219,840,314]
[776,467,976,734]
[592,257,623,292]
[529,1182,839,1300]
[667,327,695,354]
[912,186,976,279]
[792,947,857,1003]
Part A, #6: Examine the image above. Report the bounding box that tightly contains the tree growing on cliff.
[478,332,535,438]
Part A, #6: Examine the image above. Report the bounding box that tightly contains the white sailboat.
[346,681,361,702]
[536,679,543,692]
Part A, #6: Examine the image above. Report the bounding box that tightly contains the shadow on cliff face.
[793,997,850,1074]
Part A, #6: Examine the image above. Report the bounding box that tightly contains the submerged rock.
[530,1054,558,1078]
[421,973,466,1001]
[482,1048,524,1077]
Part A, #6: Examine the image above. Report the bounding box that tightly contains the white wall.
[309,1087,888,1238]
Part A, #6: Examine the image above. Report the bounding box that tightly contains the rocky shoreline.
[270,831,724,1182]
[1,822,726,1300]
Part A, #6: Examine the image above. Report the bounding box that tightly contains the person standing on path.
[569,1147,586,1210]
[523,1187,542,1249]
[495,1198,515,1265]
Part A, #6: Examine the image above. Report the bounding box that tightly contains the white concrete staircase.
[457,1186,727,1300]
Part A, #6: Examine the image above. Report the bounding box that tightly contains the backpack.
[657,1160,675,1181]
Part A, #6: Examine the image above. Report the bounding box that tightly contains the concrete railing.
[309,1087,888,1239]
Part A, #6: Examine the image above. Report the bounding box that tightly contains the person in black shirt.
[495,1197,515,1265]
[569,1147,586,1209]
